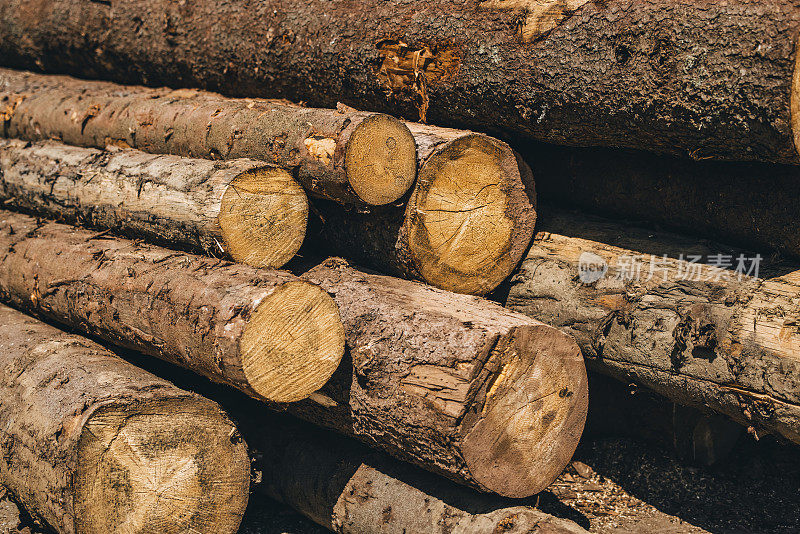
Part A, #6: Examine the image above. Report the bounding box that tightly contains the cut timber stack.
[0,1,797,163]
[0,210,345,403]
[310,126,537,295]
[0,138,307,268]
[0,304,250,534]
[0,207,586,498]
[0,69,418,206]
[507,208,800,445]
[287,258,588,498]
[0,70,538,295]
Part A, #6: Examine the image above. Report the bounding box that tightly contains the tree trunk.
[506,207,800,446]
[308,130,536,295]
[526,142,800,262]
[0,303,251,534]
[241,412,589,534]
[0,210,345,403]
[0,69,417,206]
[285,258,587,498]
[0,138,307,268]
[0,1,798,163]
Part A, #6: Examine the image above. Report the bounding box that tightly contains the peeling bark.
[288,258,588,498]
[0,304,250,534]
[506,208,800,445]
[0,69,417,205]
[0,138,307,268]
[0,1,798,163]
[0,210,345,403]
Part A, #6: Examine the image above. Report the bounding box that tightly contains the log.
[0,210,345,403]
[0,1,798,164]
[527,142,800,261]
[0,138,307,268]
[245,413,589,534]
[308,129,536,295]
[0,69,417,206]
[285,257,587,498]
[0,303,250,534]
[506,207,800,446]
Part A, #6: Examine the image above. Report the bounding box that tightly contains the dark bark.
[288,258,588,498]
[525,142,800,261]
[0,0,798,163]
[0,69,417,206]
[0,303,250,534]
[506,207,800,446]
[0,210,345,403]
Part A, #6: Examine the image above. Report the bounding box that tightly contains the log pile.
[0,2,798,531]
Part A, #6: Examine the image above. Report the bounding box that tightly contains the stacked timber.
[0,304,251,534]
[0,138,308,268]
[290,257,587,498]
[0,210,346,404]
[0,69,418,206]
[0,70,537,295]
[0,1,796,164]
[507,208,800,446]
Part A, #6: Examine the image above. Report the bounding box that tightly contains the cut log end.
[218,166,308,268]
[74,397,250,534]
[461,325,588,498]
[405,135,537,295]
[345,114,417,205]
[240,280,345,403]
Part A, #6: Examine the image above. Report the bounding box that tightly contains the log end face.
[74,397,250,534]
[240,280,345,403]
[219,166,308,269]
[405,134,537,295]
[461,325,588,498]
[345,114,417,205]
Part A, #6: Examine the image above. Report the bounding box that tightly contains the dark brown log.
[0,303,250,534]
[506,207,800,446]
[243,412,589,534]
[525,142,800,261]
[0,210,345,403]
[308,131,536,295]
[0,69,417,206]
[0,138,308,268]
[286,257,588,498]
[0,1,797,163]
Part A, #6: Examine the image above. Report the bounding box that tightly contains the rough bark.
[526,142,800,261]
[285,258,587,498]
[0,1,798,163]
[506,207,800,446]
[0,303,251,534]
[242,412,589,534]
[0,210,345,403]
[308,130,536,295]
[0,138,307,268]
[0,69,417,205]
